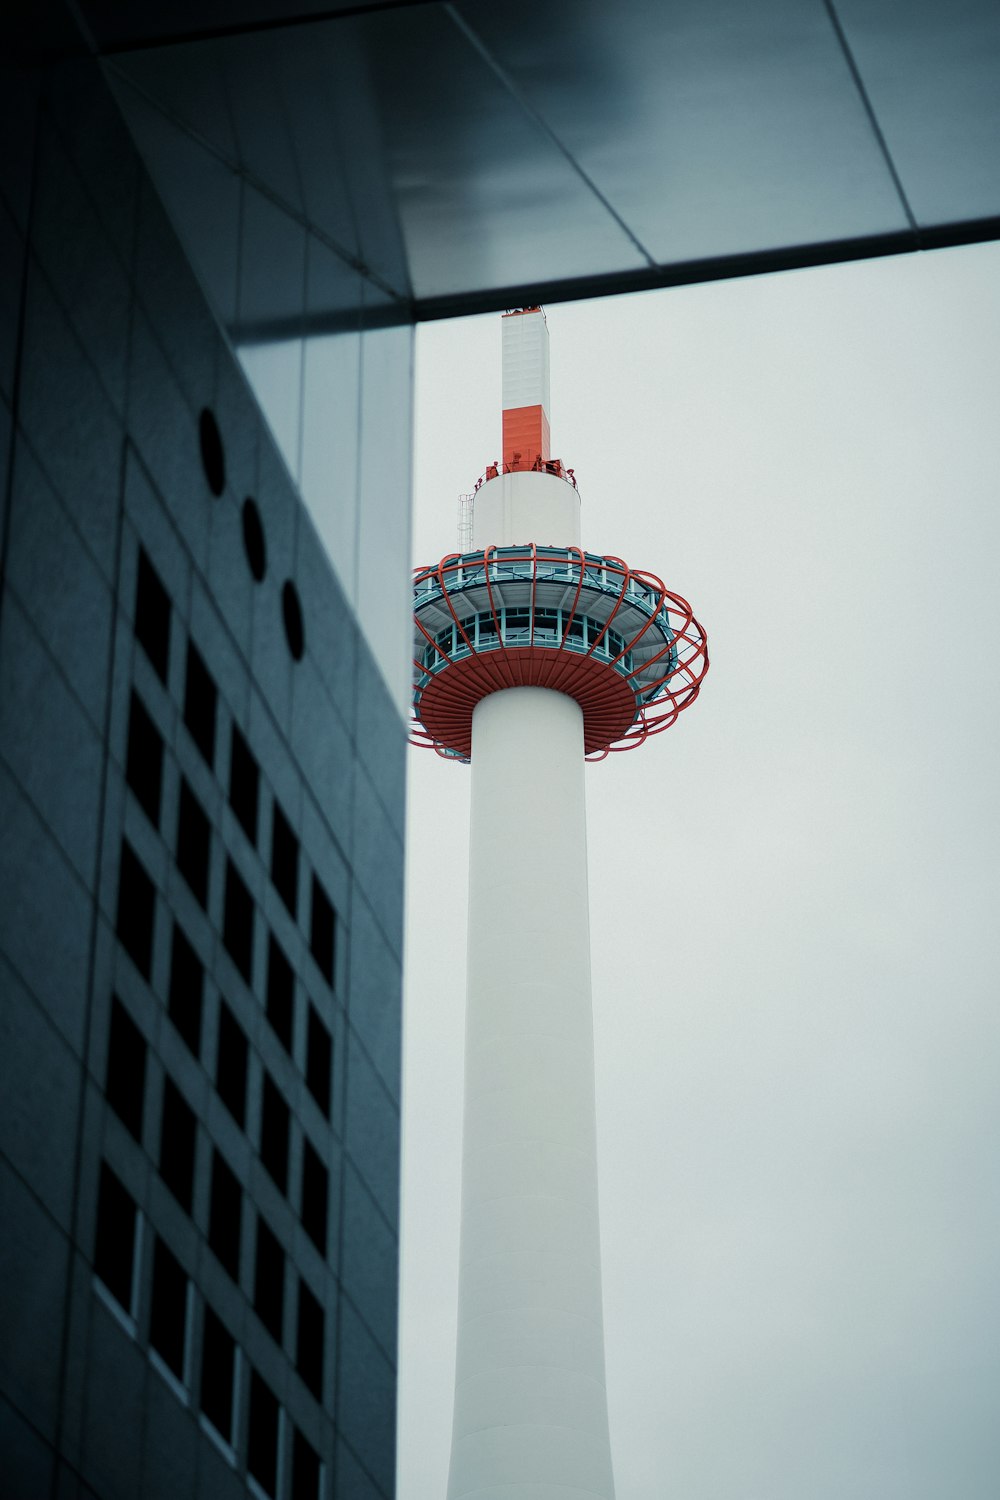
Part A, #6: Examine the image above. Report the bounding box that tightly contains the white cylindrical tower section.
[447,686,615,1500]
[473,470,581,550]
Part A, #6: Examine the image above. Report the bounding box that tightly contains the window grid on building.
[95,535,366,1496]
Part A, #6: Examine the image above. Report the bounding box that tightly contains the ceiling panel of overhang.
[91,0,1000,334]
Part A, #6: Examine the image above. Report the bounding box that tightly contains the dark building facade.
[3,2,999,1498]
[1,22,406,1500]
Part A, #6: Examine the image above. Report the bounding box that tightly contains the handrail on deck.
[472,455,578,492]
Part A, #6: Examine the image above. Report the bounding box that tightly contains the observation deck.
[411,544,708,760]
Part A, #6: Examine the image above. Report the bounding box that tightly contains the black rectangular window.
[254,1218,285,1345]
[309,876,335,986]
[168,923,204,1057]
[296,1279,324,1401]
[93,1162,137,1313]
[270,801,298,917]
[208,1149,242,1281]
[149,1235,188,1380]
[266,934,294,1053]
[305,1006,332,1119]
[125,690,164,828]
[259,1074,290,1194]
[291,1428,321,1500]
[175,778,211,908]
[116,840,155,979]
[300,1140,328,1256]
[222,858,254,984]
[216,1003,248,1128]
[159,1078,197,1213]
[183,640,217,769]
[200,1305,236,1443]
[134,547,170,683]
[229,724,259,845]
[247,1368,280,1497]
[105,996,146,1141]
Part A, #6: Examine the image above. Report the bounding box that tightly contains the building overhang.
[50,0,1000,335]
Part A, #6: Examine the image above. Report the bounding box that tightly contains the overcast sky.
[397,240,1000,1499]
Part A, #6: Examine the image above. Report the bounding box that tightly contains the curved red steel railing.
[411,546,708,760]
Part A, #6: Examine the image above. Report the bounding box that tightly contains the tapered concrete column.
[447,685,616,1500]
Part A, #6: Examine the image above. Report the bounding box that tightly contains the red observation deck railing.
[411,544,708,762]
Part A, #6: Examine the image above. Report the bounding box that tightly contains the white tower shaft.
[447,685,615,1500]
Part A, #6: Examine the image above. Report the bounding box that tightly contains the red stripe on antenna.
[502,404,550,471]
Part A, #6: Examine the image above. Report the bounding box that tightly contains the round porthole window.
[198,408,226,496]
[282,580,305,661]
[242,498,267,582]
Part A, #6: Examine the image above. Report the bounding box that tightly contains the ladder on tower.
[457,492,474,552]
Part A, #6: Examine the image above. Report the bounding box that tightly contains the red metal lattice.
[411,544,708,762]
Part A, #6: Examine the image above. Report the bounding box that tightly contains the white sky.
[397,242,1000,1499]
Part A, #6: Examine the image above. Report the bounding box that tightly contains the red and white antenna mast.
[501,305,551,471]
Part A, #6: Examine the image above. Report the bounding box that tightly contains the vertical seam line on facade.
[442,3,658,270]
[334,302,366,1454]
[48,97,138,1495]
[821,0,919,235]
[0,157,39,660]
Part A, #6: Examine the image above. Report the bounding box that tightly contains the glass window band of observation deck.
[412,546,680,702]
[421,608,635,676]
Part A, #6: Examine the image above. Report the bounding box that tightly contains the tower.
[411,309,709,1498]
